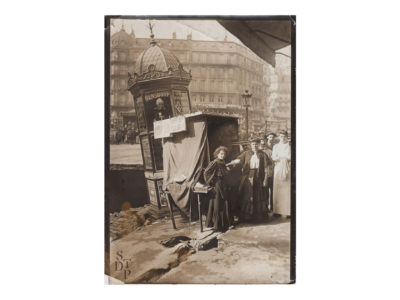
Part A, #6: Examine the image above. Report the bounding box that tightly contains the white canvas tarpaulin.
[162,117,210,215]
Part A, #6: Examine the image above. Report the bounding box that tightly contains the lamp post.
[241,90,252,140]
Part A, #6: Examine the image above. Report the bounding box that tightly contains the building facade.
[110,26,136,122]
[110,26,278,137]
[266,52,291,133]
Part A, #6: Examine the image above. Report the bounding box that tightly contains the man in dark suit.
[262,132,276,213]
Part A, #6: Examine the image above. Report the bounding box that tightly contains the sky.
[110,18,291,64]
[111,18,243,43]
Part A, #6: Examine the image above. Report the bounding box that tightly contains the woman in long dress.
[228,138,270,222]
[204,146,231,232]
[272,131,291,217]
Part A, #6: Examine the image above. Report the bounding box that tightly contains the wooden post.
[166,193,177,229]
[245,104,249,140]
[198,194,203,232]
[189,196,191,233]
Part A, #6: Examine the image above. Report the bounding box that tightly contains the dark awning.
[218,18,293,67]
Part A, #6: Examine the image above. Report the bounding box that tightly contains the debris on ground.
[160,236,191,248]
[173,242,195,257]
[109,205,159,240]
[110,204,183,240]
[198,236,219,250]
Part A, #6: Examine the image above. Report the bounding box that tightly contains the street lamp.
[241,90,252,140]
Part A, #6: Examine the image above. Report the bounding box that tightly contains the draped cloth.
[162,117,210,216]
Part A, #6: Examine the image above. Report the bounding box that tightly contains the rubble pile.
[109,205,159,240]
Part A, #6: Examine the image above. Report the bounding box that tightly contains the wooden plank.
[156,179,168,207]
[146,179,159,207]
[140,135,153,170]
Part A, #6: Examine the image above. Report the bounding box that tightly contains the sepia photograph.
[105,16,295,284]
[4,1,400,298]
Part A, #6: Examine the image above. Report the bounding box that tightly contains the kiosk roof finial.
[147,20,157,46]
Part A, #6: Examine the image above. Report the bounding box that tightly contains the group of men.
[110,123,138,145]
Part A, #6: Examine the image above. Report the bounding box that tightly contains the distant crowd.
[110,123,138,145]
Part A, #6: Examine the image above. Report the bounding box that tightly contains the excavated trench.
[129,243,194,283]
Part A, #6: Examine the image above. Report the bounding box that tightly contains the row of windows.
[190,52,263,73]
[190,79,235,92]
[251,85,263,97]
[192,52,235,64]
[238,69,263,83]
[111,50,264,78]
[162,40,187,49]
[191,67,234,79]
[111,51,128,61]
[110,64,133,75]
[111,50,141,62]
[192,66,263,84]
[236,55,263,73]
[110,75,265,99]
[111,79,128,90]
[110,93,133,106]
[190,80,265,99]
[112,39,265,71]
[192,95,233,104]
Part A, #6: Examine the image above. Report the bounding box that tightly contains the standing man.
[263,132,276,213]
[122,124,128,144]
[227,138,270,222]
[266,132,276,151]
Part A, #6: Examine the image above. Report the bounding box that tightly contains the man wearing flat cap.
[265,132,276,151]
